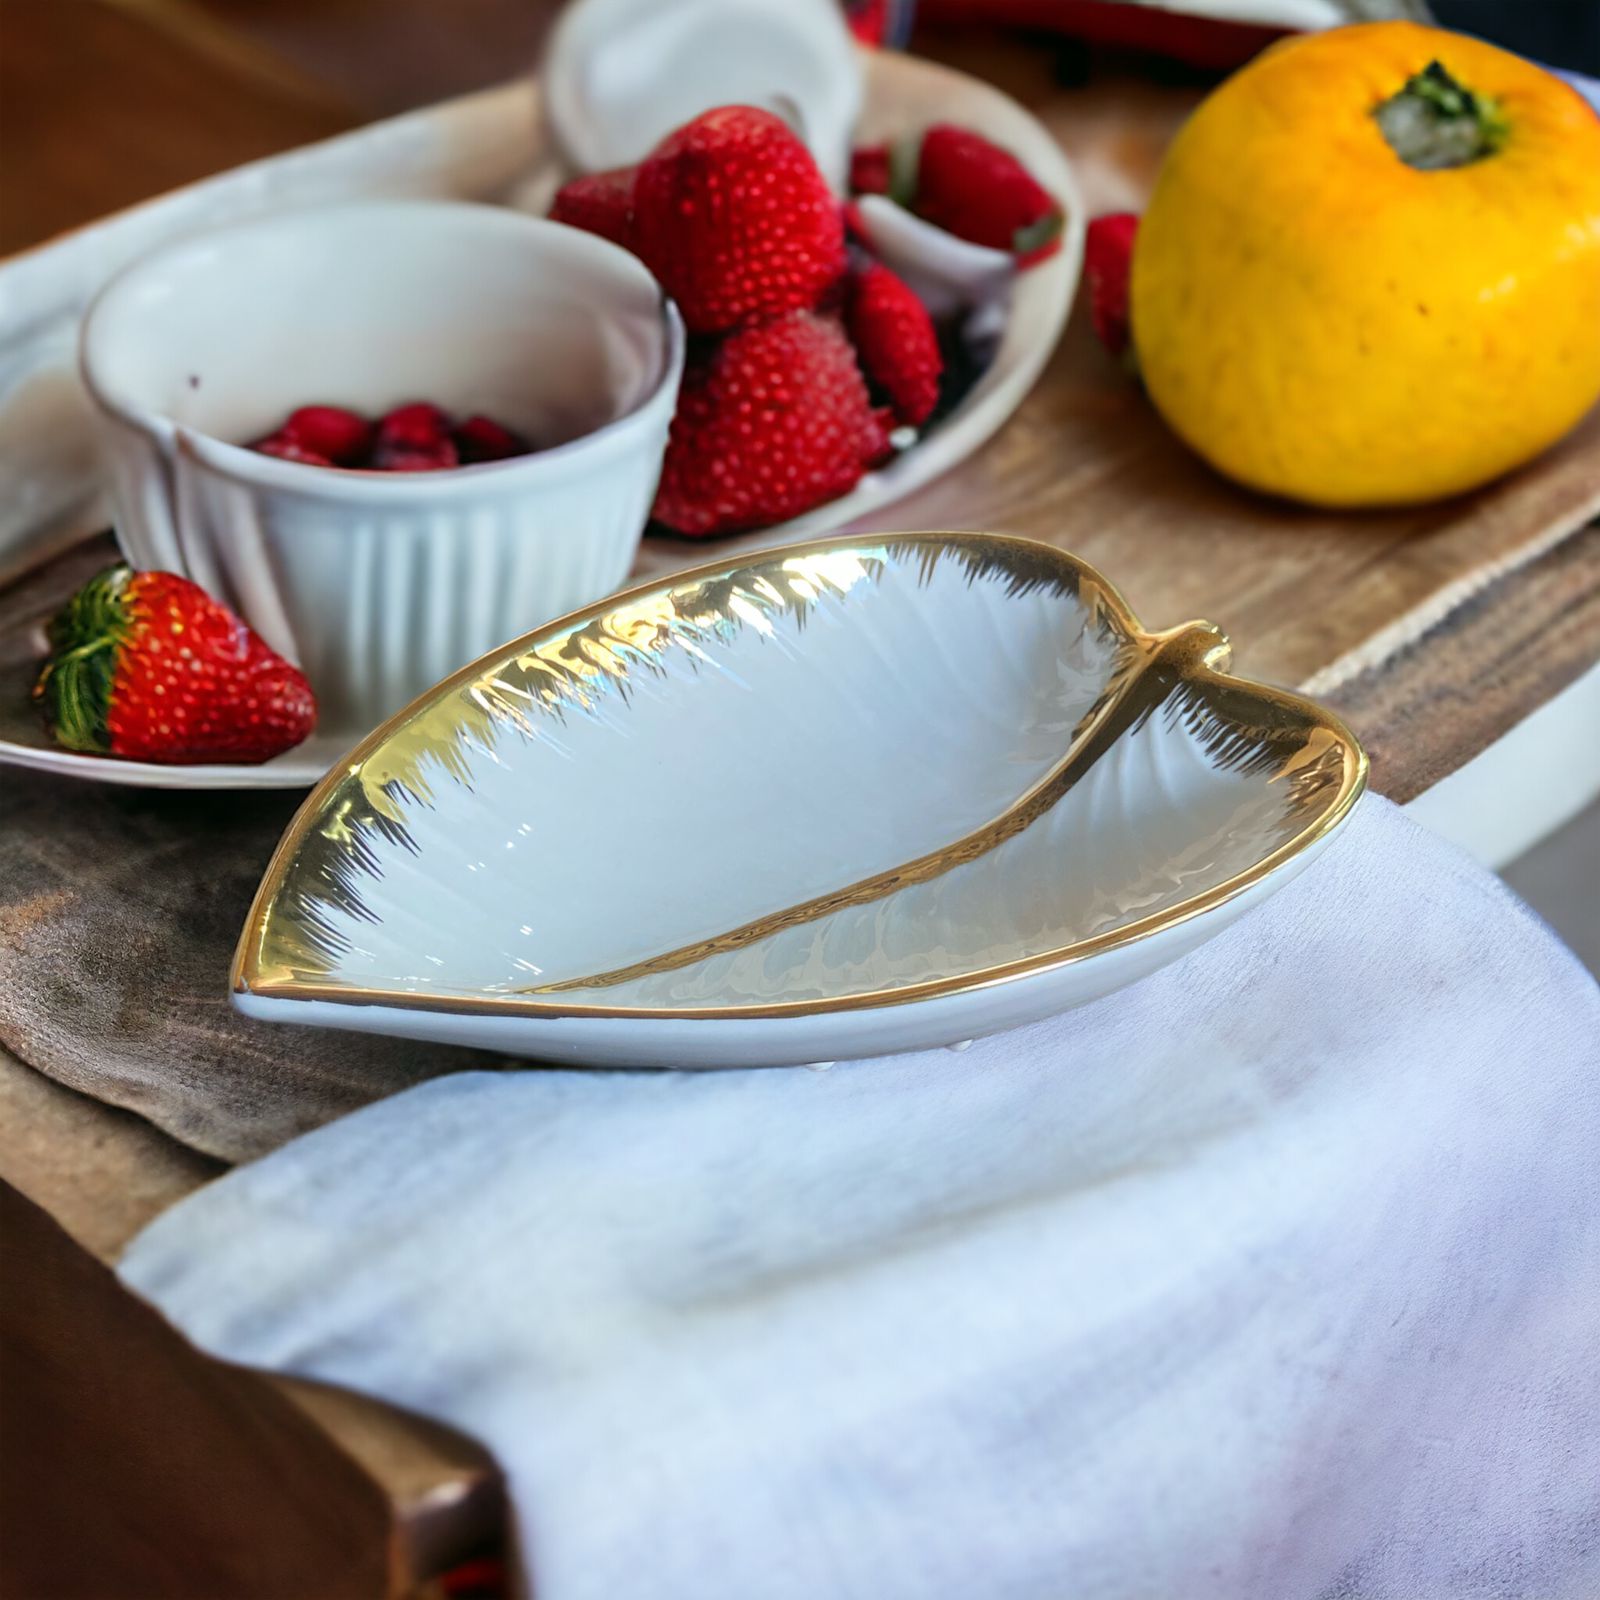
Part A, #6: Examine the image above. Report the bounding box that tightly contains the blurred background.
[5,0,1598,256]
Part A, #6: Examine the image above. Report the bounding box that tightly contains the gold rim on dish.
[232,531,1369,1022]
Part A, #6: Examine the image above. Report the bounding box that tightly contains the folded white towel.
[122,795,1600,1600]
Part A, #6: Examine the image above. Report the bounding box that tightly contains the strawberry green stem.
[888,133,921,209]
[33,564,131,753]
[45,637,117,670]
[1013,210,1064,259]
[1374,60,1509,170]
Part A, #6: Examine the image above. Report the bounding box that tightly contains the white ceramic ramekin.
[80,201,685,729]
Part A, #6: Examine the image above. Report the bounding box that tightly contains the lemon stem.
[1375,60,1509,170]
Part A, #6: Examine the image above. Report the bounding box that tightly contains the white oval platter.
[0,726,351,791]
[0,49,1080,789]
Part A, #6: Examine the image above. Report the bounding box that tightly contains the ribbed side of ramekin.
[100,407,667,730]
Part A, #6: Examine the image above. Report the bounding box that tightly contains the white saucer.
[0,725,355,790]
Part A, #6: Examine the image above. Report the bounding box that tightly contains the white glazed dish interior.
[234,533,1367,1067]
[79,200,685,733]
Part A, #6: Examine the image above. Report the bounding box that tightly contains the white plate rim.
[0,731,353,789]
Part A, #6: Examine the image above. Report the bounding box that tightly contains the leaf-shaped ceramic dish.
[233,533,1366,1067]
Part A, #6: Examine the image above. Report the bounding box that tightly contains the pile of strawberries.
[553,104,1067,538]
[552,105,951,538]
[253,402,529,472]
[236,110,1064,538]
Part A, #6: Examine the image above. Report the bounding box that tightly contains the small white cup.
[80,200,685,730]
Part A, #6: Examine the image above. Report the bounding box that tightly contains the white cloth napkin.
[121,795,1600,1600]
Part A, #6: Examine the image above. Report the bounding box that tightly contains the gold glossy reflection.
[234,532,1367,1022]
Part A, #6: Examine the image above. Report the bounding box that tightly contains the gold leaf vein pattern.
[235,532,1364,1019]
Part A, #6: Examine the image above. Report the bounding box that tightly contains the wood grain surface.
[1326,522,1600,802]
[1,1176,399,1600]
[5,3,1597,791]
[0,1044,506,1595]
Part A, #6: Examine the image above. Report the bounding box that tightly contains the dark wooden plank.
[0,1044,507,1594]
[1326,522,1600,804]
[189,0,562,116]
[0,0,353,253]
[0,1179,398,1600]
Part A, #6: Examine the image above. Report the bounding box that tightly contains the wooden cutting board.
[843,302,1600,698]
[5,43,1597,802]
[646,283,1600,695]
[5,46,1600,1165]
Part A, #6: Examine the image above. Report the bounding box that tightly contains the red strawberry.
[278,405,372,464]
[631,106,845,335]
[376,402,451,448]
[255,436,334,467]
[845,0,890,45]
[653,310,891,537]
[846,263,942,426]
[439,1556,509,1599]
[1085,212,1139,359]
[849,143,891,196]
[550,166,636,249]
[899,124,1063,263]
[851,145,889,196]
[373,402,458,470]
[454,414,527,463]
[850,145,891,198]
[34,565,316,765]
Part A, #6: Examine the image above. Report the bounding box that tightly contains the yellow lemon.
[1130,22,1600,506]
